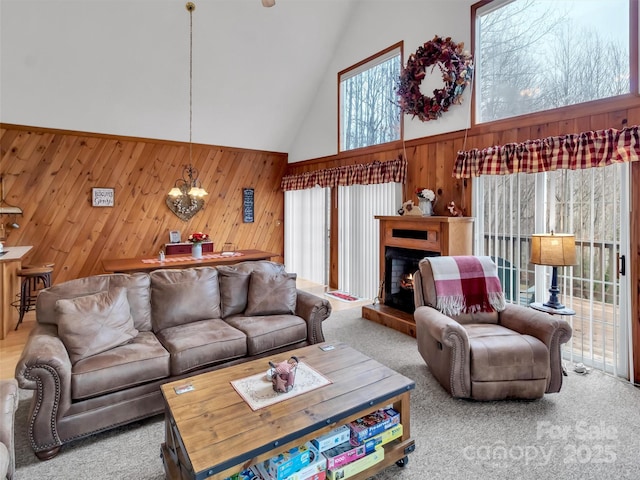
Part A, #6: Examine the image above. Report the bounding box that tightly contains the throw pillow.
[56,287,139,364]
[150,267,221,331]
[245,271,297,316]
[217,267,251,318]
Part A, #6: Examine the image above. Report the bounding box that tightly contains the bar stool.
[12,264,54,331]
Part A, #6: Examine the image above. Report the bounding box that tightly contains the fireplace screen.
[384,247,438,314]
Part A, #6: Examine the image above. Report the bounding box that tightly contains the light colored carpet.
[14,307,640,479]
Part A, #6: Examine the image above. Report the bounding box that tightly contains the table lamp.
[530,232,576,310]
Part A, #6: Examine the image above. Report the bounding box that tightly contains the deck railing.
[484,234,623,374]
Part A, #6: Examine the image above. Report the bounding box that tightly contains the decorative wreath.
[397,35,474,122]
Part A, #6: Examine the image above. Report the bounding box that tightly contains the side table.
[529,302,575,316]
[529,302,575,376]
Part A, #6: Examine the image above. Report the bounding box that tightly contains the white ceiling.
[186,0,361,152]
[0,0,360,153]
[1,0,476,158]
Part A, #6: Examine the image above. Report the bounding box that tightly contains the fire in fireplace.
[384,247,438,314]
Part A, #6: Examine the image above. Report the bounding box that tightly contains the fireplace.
[362,215,474,337]
[384,247,437,314]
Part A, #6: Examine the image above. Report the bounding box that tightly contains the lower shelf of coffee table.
[161,437,415,480]
[161,394,414,480]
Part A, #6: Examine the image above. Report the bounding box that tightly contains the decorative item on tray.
[269,356,299,393]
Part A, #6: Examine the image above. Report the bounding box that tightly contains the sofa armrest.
[295,290,332,344]
[14,324,72,453]
[499,304,573,393]
[414,306,471,397]
[0,379,18,480]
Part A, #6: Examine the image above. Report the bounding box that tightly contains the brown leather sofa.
[0,379,18,480]
[15,261,331,460]
[413,257,572,401]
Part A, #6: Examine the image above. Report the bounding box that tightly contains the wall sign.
[243,188,254,223]
[92,188,114,207]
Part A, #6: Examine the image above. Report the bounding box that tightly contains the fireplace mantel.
[362,215,474,336]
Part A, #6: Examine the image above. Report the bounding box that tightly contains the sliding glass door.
[337,182,402,299]
[476,163,631,377]
[284,188,330,286]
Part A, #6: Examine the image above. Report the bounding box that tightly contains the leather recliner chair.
[413,256,572,401]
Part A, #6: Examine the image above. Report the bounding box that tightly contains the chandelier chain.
[188,3,194,161]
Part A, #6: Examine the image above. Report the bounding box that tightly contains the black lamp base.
[543,266,565,309]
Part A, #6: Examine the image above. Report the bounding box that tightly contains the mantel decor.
[397,35,473,122]
[415,187,436,216]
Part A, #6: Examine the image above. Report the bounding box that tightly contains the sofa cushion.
[37,273,153,331]
[71,331,170,400]
[466,324,550,382]
[225,314,307,356]
[245,271,297,316]
[217,267,251,318]
[156,318,247,375]
[56,288,139,364]
[150,267,221,331]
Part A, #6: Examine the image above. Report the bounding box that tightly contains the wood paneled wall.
[286,94,640,383]
[0,124,287,284]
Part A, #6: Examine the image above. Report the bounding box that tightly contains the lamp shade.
[530,233,576,267]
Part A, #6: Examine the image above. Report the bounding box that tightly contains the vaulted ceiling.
[0,0,360,153]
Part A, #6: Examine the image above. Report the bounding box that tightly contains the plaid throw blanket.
[428,256,506,316]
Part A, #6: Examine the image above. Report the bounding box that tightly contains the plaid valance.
[281,157,407,191]
[453,125,640,179]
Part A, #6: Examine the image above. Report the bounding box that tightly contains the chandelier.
[166,2,208,221]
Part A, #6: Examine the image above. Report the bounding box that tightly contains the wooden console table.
[102,249,278,273]
[362,216,474,337]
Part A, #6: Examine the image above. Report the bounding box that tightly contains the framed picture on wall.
[91,188,114,207]
[243,188,254,223]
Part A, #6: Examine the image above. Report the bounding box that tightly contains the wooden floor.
[0,279,371,381]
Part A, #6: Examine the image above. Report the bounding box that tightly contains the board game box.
[322,441,365,470]
[311,425,351,453]
[254,445,327,480]
[347,408,400,444]
[352,423,403,452]
[266,441,315,479]
[326,446,384,480]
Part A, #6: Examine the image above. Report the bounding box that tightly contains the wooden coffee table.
[160,342,415,480]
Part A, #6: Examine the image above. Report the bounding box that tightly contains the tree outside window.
[339,45,402,151]
[475,0,630,124]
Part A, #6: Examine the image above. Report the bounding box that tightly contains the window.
[339,43,402,152]
[474,0,631,123]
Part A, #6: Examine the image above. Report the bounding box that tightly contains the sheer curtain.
[284,188,329,286]
[338,182,402,299]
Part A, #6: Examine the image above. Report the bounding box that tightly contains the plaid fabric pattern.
[281,157,407,191]
[453,125,640,178]
[428,256,506,316]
